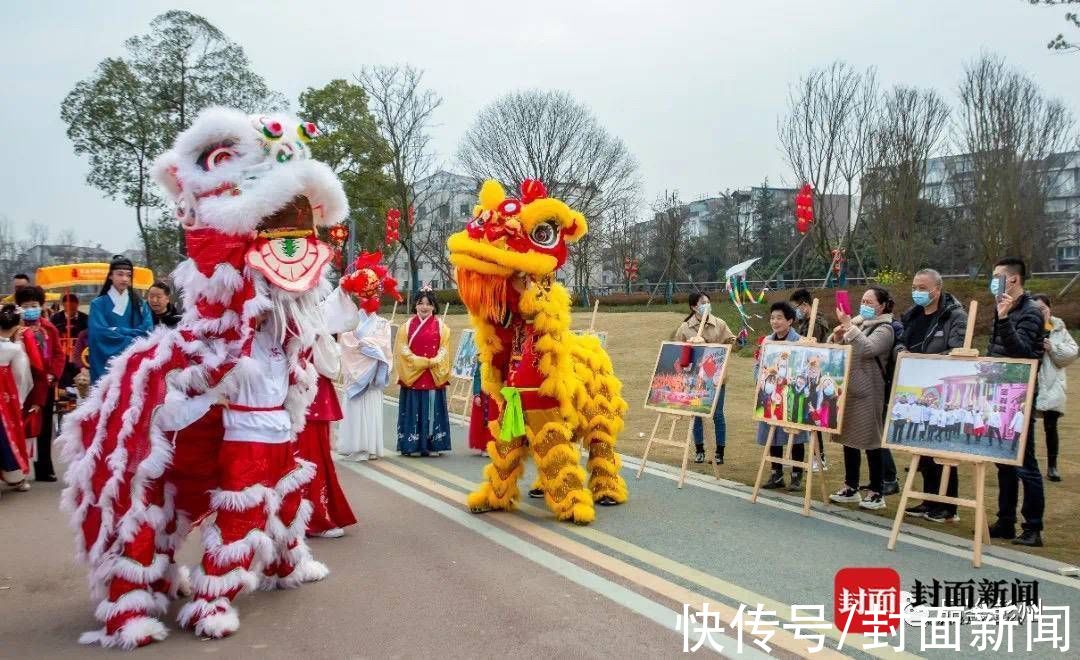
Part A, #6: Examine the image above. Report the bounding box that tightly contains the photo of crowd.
[752,342,849,434]
[645,342,730,416]
[884,355,1037,464]
[451,328,478,380]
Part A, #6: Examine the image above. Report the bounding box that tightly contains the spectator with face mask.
[14,285,64,482]
[1031,293,1076,483]
[828,286,896,511]
[674,293,736,465]
[896,268,969,524]
[987,257,1046,547]
[789,288,832,471]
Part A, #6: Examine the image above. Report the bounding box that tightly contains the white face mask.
[764,382,776,395]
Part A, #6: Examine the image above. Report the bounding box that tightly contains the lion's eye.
[197,141,237,171]
[529,220,560,248]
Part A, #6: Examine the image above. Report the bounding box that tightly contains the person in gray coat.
[896,269,969,523]
[828,285,896,511]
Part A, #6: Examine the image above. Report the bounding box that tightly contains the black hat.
[109,255,135,272]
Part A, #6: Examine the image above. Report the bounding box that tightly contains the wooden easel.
[749,298,829,516]
[636,312,723,487]
[751,426,829,515]
[635,412,720,487]
[886,301,993,568]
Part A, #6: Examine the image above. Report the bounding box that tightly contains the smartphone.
[836,290,851,316]
[994,273,1008,301]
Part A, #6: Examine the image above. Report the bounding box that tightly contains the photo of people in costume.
[884,354,1037,465]
[451,328,478,380]
[752,342,849,434]
[645,342,730,416]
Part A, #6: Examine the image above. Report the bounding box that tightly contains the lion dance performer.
[59,108,348,647]
[447,179,628,525]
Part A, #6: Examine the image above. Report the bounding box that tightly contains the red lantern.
[794,183,814,234]
[385,208,401,245]
[327,223,349,245]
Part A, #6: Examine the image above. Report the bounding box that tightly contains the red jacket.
[40,319,66,379]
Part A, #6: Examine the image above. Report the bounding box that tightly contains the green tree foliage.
[298,79,394,255]
[60,10,284,277]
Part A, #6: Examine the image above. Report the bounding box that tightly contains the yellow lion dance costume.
[447,179,628,525]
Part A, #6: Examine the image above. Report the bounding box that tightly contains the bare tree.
[56,228,78,246]
[861,86,951,273]
[778,61,877,269]
[27,222,50,248]
[603,200,645,291]
[950,54,1076,270]
[356,64,442,296]
[641,191,691,297]
[456,90,640,290]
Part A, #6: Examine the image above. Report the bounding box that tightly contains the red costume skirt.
[296,420,357,533]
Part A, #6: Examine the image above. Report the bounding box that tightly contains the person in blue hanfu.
[87,256,152,384]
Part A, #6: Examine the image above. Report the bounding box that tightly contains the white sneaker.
[830,486,861,503]
[811,458,822,473]
[314,528,345,539]
[15,480,30,492]
[859,492,886,510]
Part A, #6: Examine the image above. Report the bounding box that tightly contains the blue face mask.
[859,304,876,320]
[989,277,1002,296]
[794,307,805,321]
[696,303,711,318]
[911,290,931,307]
[22,307,41,322]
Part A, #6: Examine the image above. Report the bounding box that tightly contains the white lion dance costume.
[59,108,347,648]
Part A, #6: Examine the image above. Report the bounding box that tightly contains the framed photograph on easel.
[883,354,1036,466]
[884,300,1037,567]
[644,342,731,417]
[637,339,731,487]
[749,298,848,516]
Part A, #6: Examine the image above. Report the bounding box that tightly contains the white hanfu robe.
[337,310,392,460]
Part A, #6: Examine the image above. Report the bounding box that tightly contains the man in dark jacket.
[987,257,1046,547]
[789,288,832,470]
[790,288,831,343]
[895,268,968,523]
[50,293,89,388]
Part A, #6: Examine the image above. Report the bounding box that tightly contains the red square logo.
[834,567,901,634]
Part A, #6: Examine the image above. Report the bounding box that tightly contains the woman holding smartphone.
[828,286,896,510]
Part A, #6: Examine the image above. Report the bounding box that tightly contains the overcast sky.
[5,0,1078,254]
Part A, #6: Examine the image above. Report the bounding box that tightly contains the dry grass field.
[394,310,1079,564]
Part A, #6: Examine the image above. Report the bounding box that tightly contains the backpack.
[870,320,902,421]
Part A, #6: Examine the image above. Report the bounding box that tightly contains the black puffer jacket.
[895,292,968,356]
[988,292,1046,361]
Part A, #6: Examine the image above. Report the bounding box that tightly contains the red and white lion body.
[59,107,347,648]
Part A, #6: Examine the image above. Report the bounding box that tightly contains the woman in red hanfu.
[1,305,33,493]
[297,370,357,538]
[395,291,452,456]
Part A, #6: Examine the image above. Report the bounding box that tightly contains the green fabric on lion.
[499,386,526,442]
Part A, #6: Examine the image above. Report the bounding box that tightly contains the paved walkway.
[1,402,1076,658]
